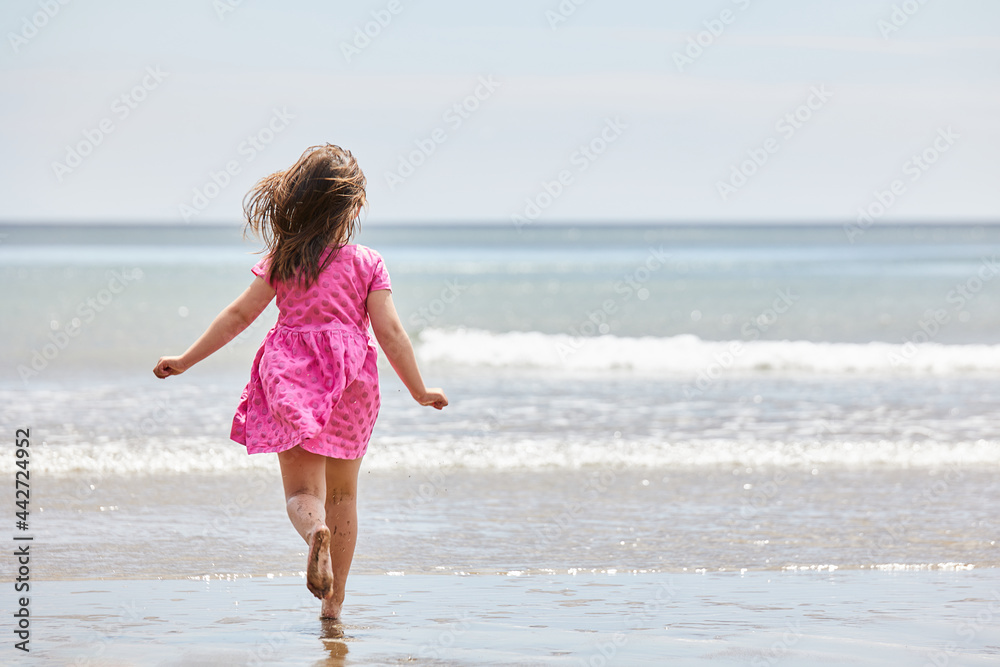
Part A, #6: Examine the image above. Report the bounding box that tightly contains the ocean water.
[1,222,999,580]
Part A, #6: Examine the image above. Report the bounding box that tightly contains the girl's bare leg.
[320,455,364,620]
[277,446,333,600]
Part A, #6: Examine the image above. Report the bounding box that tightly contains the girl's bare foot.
[306,526,333,599]
[320,596,342,620]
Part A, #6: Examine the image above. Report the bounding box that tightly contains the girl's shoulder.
[344,244,391,291]
[342,242,380,255]
[338,243,385,265]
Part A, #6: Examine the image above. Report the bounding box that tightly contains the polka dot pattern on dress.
[230,244,391,459]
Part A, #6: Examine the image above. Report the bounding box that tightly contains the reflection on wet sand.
[314,619,349,666]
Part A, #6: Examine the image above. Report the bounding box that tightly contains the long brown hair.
[243,144,367,286]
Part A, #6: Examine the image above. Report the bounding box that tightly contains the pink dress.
[230,244,391,459]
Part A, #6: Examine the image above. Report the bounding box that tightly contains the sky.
[1,0,998,224]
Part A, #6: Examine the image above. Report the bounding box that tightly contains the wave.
[9,435,998,477]
[415,328,1000,375]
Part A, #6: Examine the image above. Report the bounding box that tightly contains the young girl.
[153,144,447,620]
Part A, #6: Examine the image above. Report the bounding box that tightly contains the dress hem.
[231,431,368,460]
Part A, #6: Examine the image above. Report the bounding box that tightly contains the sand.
[5,569,999,666]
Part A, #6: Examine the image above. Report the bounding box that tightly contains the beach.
[7,570,1000,665]
[2,223,1000,664]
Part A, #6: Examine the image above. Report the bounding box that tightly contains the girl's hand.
[154,356,189,378]
[415,388,448,410]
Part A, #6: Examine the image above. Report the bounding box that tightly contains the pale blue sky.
[1,0,998,223]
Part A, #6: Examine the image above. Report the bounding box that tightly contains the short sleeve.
[251,255,271,284]
[369,252,391,292]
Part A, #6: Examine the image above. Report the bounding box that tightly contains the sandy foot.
[305,526,333,600]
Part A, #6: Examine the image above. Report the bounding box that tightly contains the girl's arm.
[367,289,448,409]
[154,277,276,378]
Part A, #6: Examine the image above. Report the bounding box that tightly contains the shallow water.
[24,458,999,580]
[8,571,1000,666]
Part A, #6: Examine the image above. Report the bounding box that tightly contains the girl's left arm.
[153,277,276,378]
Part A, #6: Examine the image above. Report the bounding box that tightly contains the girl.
[153,144,447,620]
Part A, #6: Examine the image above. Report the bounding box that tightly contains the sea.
[1,222,998,582]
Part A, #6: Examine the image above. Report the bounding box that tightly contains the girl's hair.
[244,144,367,286]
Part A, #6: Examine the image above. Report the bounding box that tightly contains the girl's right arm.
[367,289,448,410]
[154,277,275,378]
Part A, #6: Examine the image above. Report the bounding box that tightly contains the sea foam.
[415,328,1000,375]
[9,434,998,477]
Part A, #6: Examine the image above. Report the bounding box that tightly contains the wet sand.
[5,570,1000,666]
[24,468,1000,581]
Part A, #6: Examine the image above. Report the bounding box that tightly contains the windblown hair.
[243,144,367,287]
